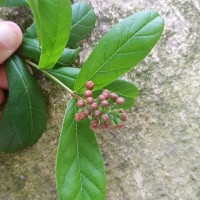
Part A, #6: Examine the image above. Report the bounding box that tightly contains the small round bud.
[90,119,99,127]
[94,110,102,117]
[75,112,84,121]
[121,113,127,121]
[116,97,125,105]
[85,81,94,90]
[102,114,110,122]
[83,109,91,117]
[86,97,94,105]
[77,99,85,108]
[110,93,118,100]
[91,102,98,110]
[101,100,109,107]
[98,94,106,102]
[84,90,92,98]
[102,92,109,99]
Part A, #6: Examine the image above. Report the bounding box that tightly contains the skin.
[0,21,23,105]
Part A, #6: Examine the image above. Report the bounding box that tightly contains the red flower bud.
[94,110,102,117]
[90,119,99,127]
[77,99,85,108]
[84,90,92,98]
[86,97,94,105]
[75,112,85,121]
[98,94,106,101]
[85,81,94,90]
[101,100,109,107]
[83,109,91,117]
[116,97,125,105]
[110,93,118,100]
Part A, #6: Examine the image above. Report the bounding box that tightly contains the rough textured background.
[1,0,200,199]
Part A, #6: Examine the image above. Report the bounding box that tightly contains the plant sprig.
[0,1,164,199]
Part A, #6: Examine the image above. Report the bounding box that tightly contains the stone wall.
[0,0,200,199]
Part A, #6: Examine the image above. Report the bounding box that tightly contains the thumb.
[0,21,22,64]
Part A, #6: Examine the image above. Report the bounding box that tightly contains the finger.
[0,63,8,90]
[0,89,5,105]
[0,21,22,64]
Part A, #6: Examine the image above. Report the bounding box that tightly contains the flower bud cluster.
[75,81,127,130]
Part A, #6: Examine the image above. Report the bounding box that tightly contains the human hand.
[0,21,22,105]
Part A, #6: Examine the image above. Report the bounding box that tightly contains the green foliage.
[68,2,96,46]
[0,55,47,153]
[56,99,106,200]
[18,38,80,66]
[49,67,80,90]
[74,10,164,93]
[0,0,28,6]
[0,1,164,199]
[27,0,72,69]
[24,23,37,39]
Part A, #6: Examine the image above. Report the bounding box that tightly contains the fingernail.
[0,24,18,50]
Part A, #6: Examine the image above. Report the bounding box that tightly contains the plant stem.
[25,59,82,100]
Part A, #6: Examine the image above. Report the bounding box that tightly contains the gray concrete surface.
[1,0,200,199]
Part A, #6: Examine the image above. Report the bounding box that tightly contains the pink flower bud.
[102,92,109,99]
[101,100,109,107]
[75,112,85,121]
[83,109,91,117]
[90,119,99,127]
[110,93,118,100]
[85,81,94,90]
[121,113,127,121]
[94,110,102,117]
[98,94,106,101]
[102,114,109,122]
[116,97,125,105]
[84,90,92,98]
[91,102,98,110]
[77,99,85,108]
[86,97,94,105]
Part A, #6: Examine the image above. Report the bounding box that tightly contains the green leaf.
[27,0,72,70]
[0,0,28,6]
[74,10,164,93]
[68,2,96,46]
[0,55,47,153]
[24,23,37,39]
[18,38,80,66]
[49,67,80,90]
[56,99,106,200]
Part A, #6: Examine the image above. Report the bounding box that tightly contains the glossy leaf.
[0,0,28,6]
[68,2,96,46]
[49,67,80,90]
[0,55,47,153]
[18,38,80,66]
[49,67,138,109]
[24,23,37,39]
[56,99,106,200]
[74,10,164,93]
[27,0,72,70]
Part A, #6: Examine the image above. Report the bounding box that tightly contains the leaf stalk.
[25,59,82,100]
